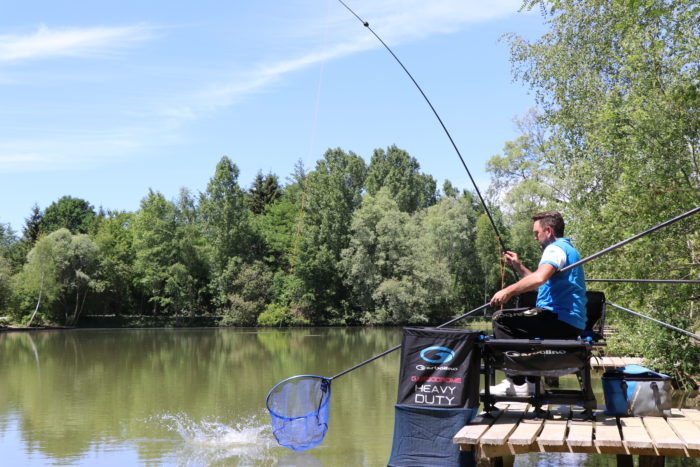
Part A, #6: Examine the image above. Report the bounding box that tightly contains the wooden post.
[616,454,633,467]
[638,455,665,467]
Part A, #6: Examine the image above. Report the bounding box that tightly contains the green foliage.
[219,261,273,326]
[365,145,437,213]
[40,196,96,235]
[247,172,282,215]
[505,0,700,377]
[0,256,12,314]
[22,204,42,244]
[295,148,367,323]
[11,229,100,325]
[256,302,309,327]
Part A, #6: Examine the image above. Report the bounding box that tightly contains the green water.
[0,328,696,466]
[0,327,403,466]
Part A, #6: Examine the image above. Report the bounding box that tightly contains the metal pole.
[560,206,700,274]
[330,303,490,380]
[587,279,700,284]
[608,302,700,341]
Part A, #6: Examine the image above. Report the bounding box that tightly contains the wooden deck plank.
[453,409,504,445]
[590,356,644,370]
[567,419,595,453]
[642,417,688,456]
[681,409,700,422]
[620,417,658,456]
[537,406,571,453]
[508,406,545,454]
[477,404,529,457]
[480,406,528,445]
[594,414,626,455]
[667,416,700,456]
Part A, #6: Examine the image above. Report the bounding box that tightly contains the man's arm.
[490,263,556,307]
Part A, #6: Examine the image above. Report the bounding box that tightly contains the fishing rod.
[335,0,506,252]
[608,302,700,341]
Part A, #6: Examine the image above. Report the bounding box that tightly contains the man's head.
[531,211,565,248]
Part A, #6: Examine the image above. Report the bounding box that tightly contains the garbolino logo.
[420,346,455,364]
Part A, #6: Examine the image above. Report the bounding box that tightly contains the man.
[489,211,587,396]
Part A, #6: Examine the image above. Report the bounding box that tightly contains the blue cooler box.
[602,364,672,417]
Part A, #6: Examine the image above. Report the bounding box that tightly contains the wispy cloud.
[0,23,155,63]
[160,0,524,122]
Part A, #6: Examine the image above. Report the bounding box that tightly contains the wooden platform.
[454,403,700,463]
[590,356,644,370]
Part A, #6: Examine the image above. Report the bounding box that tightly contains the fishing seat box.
[480,291,607,415]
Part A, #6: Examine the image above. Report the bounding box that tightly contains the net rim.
[265,374,332,420]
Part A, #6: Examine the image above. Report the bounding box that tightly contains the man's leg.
[490,308,581,392]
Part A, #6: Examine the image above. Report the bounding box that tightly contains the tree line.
[0,146,509,328]
[0,0,697,379]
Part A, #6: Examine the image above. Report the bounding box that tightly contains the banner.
[396,327,481,408]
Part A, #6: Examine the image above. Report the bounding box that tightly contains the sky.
[0,0,547,233]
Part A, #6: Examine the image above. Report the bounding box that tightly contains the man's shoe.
[489,378,532,396]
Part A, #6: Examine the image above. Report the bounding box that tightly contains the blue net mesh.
[266,375,331,451]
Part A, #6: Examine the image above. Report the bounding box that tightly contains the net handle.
[330,302,490,380]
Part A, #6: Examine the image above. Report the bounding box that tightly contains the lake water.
[0,327,696,466]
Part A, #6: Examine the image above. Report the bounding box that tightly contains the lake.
[0,327,696,466]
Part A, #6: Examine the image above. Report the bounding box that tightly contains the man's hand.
[503,251,521,268]
[490,289,512,307]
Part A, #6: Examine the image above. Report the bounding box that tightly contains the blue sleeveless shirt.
[536,238,587,330]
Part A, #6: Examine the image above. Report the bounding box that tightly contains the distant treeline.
[0,146,510,328]
[0,0,697,380]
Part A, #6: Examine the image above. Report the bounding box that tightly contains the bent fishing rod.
[336,0,506,252]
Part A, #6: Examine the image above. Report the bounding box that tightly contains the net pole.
[329,303,490,380]
[587,279,700,284]
[608,302,700,341]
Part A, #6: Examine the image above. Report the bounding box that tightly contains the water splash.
[154,412,281,466]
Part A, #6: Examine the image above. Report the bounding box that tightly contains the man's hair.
[532,211,565,237]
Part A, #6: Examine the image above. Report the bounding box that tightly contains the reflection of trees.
[0,328,404,464]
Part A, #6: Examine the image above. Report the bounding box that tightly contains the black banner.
[396,327,481,408]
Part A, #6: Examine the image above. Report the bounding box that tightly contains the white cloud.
[0,23,154,63]
[160,0,524,122]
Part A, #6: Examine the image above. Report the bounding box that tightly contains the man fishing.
[488,210,587,396]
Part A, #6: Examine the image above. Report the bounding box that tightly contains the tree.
[341,188,412,322]
[365,145,437,213]
[508,0,700,380]
[92,211,140,315]
[12,229,99,325]
[23,204,43,244]
[295,148,367,323]
[131,191,180,314]
[199,156,251,306]
[40,196,96,235]
[247,172,282,215]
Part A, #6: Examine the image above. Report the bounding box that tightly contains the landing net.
[265,375,331,451]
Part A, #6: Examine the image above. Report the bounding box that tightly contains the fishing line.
[290,0,332,273]
[335,0,506,253]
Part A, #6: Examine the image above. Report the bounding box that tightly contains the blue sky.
[1,0,545,233]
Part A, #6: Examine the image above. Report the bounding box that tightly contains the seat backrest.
[584,290,606,339]
[515,290,606,339]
